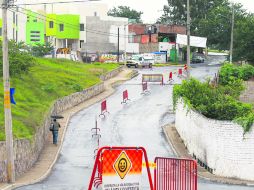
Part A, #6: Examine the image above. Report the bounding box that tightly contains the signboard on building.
[102,150,143,190]
[176,34,207,48]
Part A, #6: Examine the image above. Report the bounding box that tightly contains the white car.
[126,55,154,68]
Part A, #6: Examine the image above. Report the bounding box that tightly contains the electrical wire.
[10,6,130,38]
[15,0,100,6]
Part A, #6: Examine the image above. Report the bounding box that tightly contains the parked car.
[126,55,154,68]
[192,56,205,63]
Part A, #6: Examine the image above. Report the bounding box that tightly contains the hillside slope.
[0,58,119,140]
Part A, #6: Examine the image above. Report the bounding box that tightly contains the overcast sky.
[101,0,254,23]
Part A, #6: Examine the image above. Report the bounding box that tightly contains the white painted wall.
[126,43,139,53]
[0,9,26,42]
[175,100,254,181]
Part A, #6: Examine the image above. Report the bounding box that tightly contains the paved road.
[16,64,253,190]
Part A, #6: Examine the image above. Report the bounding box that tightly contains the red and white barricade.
[178,68,183,77]
[89,147,198,190]
[142,74,164,85]
[121,90,131,104]
[141,82,151,95]
[154,157,197,190]
[89,146,154,190]
[99,100,109,117]
[168,72,174,84]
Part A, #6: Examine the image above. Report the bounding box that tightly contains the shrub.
[173,78,254,132]
[219,63,254,85]
[0,40,35,77]
[30,42,53,57]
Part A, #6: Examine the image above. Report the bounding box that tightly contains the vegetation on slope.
[0,57,119,141]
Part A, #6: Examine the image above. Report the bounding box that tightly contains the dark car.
[192,56,205,63]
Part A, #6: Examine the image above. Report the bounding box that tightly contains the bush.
[0,40,35,77]
[30,42,53,57]
[173,78,254,132]
[219,63,254,85]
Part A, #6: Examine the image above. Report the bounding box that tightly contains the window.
[80,40,84,48]
[59,24,64,32]
[33,19,37,22]
[0,28,2,36]
[80,24,84,31]
[13,12,15,24]
[31,31,40,34]
[31,39,40,42]
[49,21,54,28]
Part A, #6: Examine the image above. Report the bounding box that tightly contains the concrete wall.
[0,68,122,182]
[175,100,254,181]
[84,16,128,53]
[0,9,26,42]
[139,43,159,54]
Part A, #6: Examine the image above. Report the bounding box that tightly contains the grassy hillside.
[0,58,119,141]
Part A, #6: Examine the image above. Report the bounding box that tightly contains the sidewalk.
[163,124,254,186]
[0,68,134,190]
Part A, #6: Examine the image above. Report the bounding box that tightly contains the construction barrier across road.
[154,157,197,190]
[142,74,164,85]
[89,147,198,190]
[89,146,154,190]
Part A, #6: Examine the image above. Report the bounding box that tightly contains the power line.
[15,0,100,6]
[16,7,122,37]
[14,6,130,38]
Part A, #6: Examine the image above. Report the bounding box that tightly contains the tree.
[233,14,254,63]
[108,6,143,23]
[157,0,227,28]
[0,40,35,76]
[30,42,54,57]
[157,0,246,50]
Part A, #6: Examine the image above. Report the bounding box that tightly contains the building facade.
[0,1,128,58]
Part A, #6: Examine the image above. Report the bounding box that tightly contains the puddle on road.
[159,111,175,127]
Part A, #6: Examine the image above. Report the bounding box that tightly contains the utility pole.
[117,27,120,63]
[2,0,15,183]
[230,4,234,63]
[186,0,191,79]
[124,25,127,65]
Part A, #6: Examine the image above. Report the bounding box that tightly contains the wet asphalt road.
[16,60,254,190]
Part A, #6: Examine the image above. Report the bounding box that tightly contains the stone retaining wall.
[175,100,254,181]
[0,67,122,182]
[100,66,124,81]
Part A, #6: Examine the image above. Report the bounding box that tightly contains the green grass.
[208,49,227,53]
[153,63,182,67]
[0,58,119,141]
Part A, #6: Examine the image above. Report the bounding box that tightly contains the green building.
[46,14,80,39]
[26,11,45,45]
